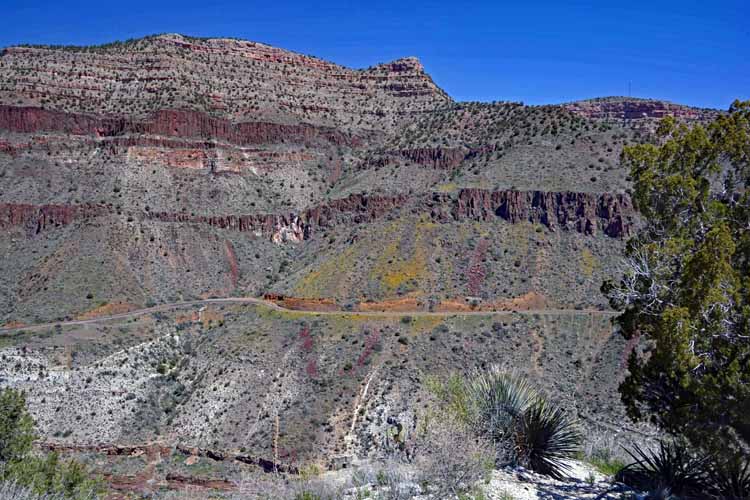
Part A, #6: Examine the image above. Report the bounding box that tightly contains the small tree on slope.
[0,388,35,464]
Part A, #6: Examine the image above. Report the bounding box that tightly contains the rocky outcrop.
[0,105,358,147]
[1,190,634,241]
[147,193,410,242]
[396,147,465,168]
[427,189,634,237]
[0,202,108,235]
[365,145,501,170]
[0,34,451,131]
[564,97,719,122]
[42,441,172,458]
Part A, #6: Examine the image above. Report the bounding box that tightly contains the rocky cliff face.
[0,34,450,133]
[438,189,634,237]
[0,106,360,147]
[0,202,109,235]
[0,33,686,327]
[564,97,720,123]
[0,189,634,241]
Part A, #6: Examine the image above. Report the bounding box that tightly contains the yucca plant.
[466,368,537,442]
[461,366,581,478]
[708,454,750,499]
[515,400,581,479]
[616,440,709,498]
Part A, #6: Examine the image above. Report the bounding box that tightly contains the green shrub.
[588,456,627,476]
[0,389,35,462]
[3,453,99,499]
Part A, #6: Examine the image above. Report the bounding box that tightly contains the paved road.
[0,297,618,334]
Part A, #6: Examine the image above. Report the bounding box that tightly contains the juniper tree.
[0,388,35,464]
[604,101,750,455]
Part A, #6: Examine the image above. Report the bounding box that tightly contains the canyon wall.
[0,189,634,241]
[0,105,359,147]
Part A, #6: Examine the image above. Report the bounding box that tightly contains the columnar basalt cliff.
[393,147,466,169]
[0,189,634,240]
[365,146,502,170]
[0,202,109,235]
[441,189,634,237]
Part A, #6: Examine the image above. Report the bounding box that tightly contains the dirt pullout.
[1,320,25,329]
[356,292,550,313]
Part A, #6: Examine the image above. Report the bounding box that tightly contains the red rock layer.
[0,189,634,240]
[434,189,634,237]
[0,105,358,147]
[0,203,108,235]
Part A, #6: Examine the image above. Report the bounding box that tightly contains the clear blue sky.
[2,0,748,109]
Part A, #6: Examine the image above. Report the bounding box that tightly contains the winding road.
[0,296,619,335]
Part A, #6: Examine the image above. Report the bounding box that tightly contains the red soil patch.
[490,291,549,311]
[467,239,489,296]
[175,311,200,325]
[75,302,137,320]
[357,296,426,312]
[165,473,235,491]
[198,308,224,328]
[224,239,239,289]
[434,299,479,312]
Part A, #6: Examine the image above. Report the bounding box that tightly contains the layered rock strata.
[0,189,634,241]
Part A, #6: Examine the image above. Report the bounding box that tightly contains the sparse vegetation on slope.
[0,389,101,499]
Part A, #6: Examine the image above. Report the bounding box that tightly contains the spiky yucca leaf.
[466,367,537,442]
[515,400,582,479]
[709,454,750,499]
[617,440,709,497]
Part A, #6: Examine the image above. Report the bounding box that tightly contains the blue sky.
[2,0,748,109]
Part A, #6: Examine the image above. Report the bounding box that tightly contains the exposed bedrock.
[365,145,500,169]
[564,98,719,122]
[0,105,359,147]
[1,189,634,241]
[0,203,109,235]
[439,188,634,237]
